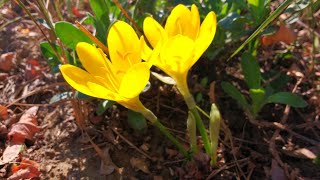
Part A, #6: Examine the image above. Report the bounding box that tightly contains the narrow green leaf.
[40,42,61,72]
[249,88,266,117]
[55,21,92,49]
[221,82,249,109]
[267,92,307,108]
[241,52,261,89]
[127,110,147,131]
[89,0,110,44]
[228,0,295,61]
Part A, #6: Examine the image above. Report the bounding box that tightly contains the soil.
[0,1,320,180]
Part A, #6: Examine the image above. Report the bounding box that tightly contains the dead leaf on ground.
[0,73,9,81]
[8,159,40,180]
[271,159,286,180]
[0,105,8,120]
[99,147,116,175]
[282,147,318,159]
[0,142,24,165]
[8,107,40,143]
[130,157,150,174]
[262,23,296,46]
[0,52,15,72]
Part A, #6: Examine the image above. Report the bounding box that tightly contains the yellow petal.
[140,36,153,62]
[190,4,200,38]
[60,64,120,100]
[118,62,150,99]
[164,4,198,40]
[194,11,217,62]
[108,21,141,72]
[160,35,195,74]
[76,42,108,77]
[143,17,167,48]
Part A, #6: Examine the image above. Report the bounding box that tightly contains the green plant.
[222,51,307,118]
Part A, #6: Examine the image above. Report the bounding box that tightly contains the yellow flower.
[60,21,150,112]
[141,4,216,96]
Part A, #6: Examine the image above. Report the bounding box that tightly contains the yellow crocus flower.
[141,4,217,99]
[60,21,150,112]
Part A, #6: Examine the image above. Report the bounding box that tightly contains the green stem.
[177,84,212,156]
[140,109,189,158]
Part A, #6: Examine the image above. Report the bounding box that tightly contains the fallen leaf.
[262,23,296,46]
[8,159,40,180]
[0,52,15,72]
[25,59,41,79]
[72,6,81,17]
[130,157,150,174]
[0,105,8,120]
[99,147,116,175]
[8,107,40,143]
[0,73,9,81]
[271,159,286,180]
[0,142,24,165]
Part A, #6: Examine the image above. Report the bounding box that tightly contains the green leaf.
[228,0,295,61]
[89,0,110,44]
[267,92,307,108]
[127,110,147,131]
[221,82,249,109]
[55,21,93,50]
[96,100,115,116]
[40,42,61,72]
[247,0,269,24]
[241,52,261,89]
[49,92,72,104]
[249,88,266,116]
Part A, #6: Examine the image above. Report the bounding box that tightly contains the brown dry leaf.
[282,147,317,159]
[0,73,9,81]
[8,163,40,180]
[271,159,286,180]
[0,105,8,120]
[287,63,304,78]
[165,148,178,159]
[262,24,296,46]
[99,147,116,175]
[130,157,150,174]
[8,107,40,143]
[0,52,15,72]
[0,142,24,165]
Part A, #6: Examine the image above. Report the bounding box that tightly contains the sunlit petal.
[165,4,197,40]
[76,42,108,77]
[60,64,119,100]
[160,35,195,74]
[108,21,141,71]
[190,4,200,38]
[118,62,150,99]
[140,36,153,62]
[143,17,167,48]
[194,11,217,62]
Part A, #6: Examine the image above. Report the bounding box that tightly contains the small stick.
[111,127,153,160]
[112,0,143,35]
[75,21,109,54]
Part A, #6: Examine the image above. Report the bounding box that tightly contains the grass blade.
[227,0,294,61]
